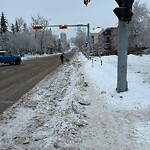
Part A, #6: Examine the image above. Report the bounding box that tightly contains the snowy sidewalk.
[0,52,150,150]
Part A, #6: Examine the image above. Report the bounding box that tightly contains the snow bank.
[82,54,150,110]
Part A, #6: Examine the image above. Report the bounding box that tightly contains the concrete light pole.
[113,0,134,93]
[117,21,128,92]
[87,23,90,57]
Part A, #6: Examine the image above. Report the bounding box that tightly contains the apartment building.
[98,27,118,55]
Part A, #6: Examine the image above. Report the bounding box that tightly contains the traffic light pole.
[46,24,88,28]
[87,23,90,57]
[117,21,128,92]
[46,23,90,56]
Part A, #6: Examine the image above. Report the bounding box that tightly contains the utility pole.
[117,21,128,92]
[113,0,134,92]
[87,23,90,57]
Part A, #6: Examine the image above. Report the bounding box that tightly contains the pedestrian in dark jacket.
[60,53,64,64]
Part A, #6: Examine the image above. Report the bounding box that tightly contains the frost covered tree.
[15,20,19,32]
[0,12,9,50]
[0,12,8,34]
[75,27,86,51]
[0,12,59,55]
[42,28,55,54]
[11,23,15,34]
[8,18,36,54]
[14,17,25,33]
[128,1,150,49]
[23,23,27,31]
[31,14,50,54]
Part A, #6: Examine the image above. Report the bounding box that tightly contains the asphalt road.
[0,51,75,114]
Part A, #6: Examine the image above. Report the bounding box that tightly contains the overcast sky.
[0,0,150,38]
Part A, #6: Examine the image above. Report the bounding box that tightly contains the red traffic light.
[59,25,67,29]
[32,25,43,29]
[59,25,63,29]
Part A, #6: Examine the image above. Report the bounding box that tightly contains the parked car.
[0,51,21,65]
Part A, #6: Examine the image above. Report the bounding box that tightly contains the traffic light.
[113,7,133,22]
[84,0,88,6]
[85,42,88,47]
[113,0,134,22]
[59,25,68,29]
[114,0,134,8]
[32,25,43,29]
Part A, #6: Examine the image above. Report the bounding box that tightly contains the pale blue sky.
[0,0,150,38]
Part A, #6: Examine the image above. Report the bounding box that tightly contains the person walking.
[60,53,64,64]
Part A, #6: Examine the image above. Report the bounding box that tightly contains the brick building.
[97,27,135,56]
[98,27,118,55]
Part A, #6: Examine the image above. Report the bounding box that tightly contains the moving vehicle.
[0,51,21,65]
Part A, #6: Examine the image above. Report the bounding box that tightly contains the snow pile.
[21,53,55,61]
[0,53,150,149]
[0,54,90,149]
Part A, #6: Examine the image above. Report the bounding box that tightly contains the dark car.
[0,51,21,65]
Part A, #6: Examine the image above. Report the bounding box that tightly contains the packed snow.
[0,52,150,150]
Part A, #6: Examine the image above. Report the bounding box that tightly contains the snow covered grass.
[0,52,150,149]
[82,54,150,109]
[81,53,150,149]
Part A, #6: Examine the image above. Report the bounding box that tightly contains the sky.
[0,52,150,149]
[0,0,150,38]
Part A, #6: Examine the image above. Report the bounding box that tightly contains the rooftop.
[90,27,103,34]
